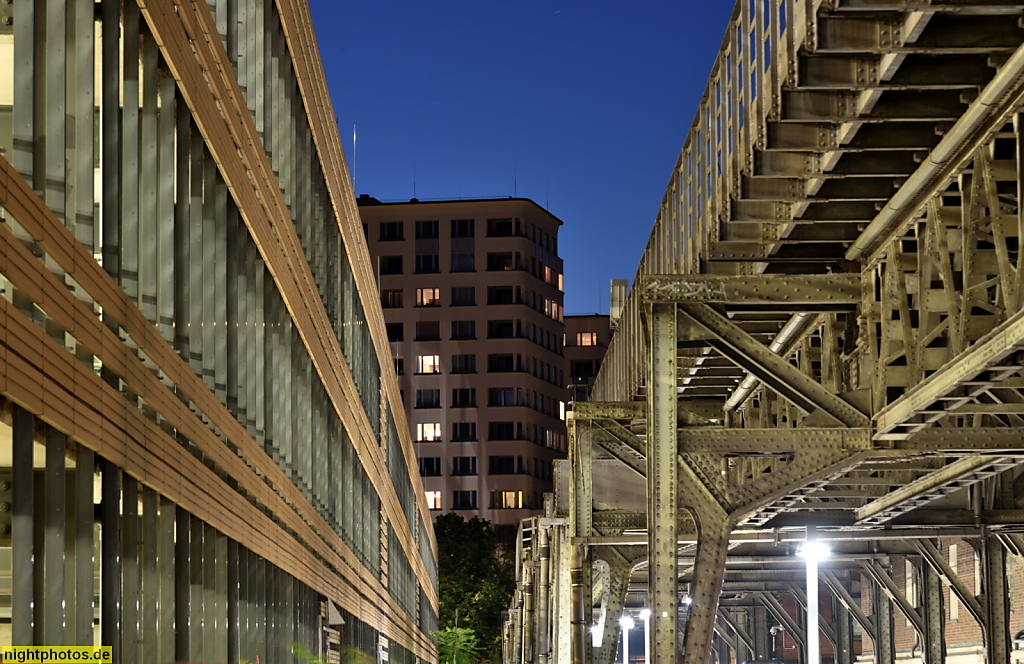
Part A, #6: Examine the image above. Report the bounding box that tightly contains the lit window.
[491,490,523,509]
[416,355,441,374]
[416,288,441,307]
[416,422,442,442]
[577,332,598,346]
[425,491,442,510]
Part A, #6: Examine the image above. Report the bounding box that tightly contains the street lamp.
[638,609,651,664]
[619,615,635,664]
[797,529,830,664]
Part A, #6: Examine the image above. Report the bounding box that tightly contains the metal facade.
[0,0,437,661]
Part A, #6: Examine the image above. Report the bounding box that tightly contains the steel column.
[871,575,895,664]
[920,551,945,664]
[648,303,679,664]
[982,536,1010,664]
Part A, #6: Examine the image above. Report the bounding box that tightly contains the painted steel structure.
[507,3,1024,664]
[0,0,437,662]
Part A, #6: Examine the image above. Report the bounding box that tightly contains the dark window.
[452,456,477,476]
[571,360,597,378]
[487,286,515,305]
[489,387,520,407]
[488,319,515,339]
[418,457,442,477]
[451,286,476,306]
[452,422,477,442]
[415,220,439,239]
[415,321,440,341]
[379,221,404,241]
[415,389,441,409]
[393,357,404,375]
[386,323,404,342]
[487,252,515,271]
[489,456,516,475]
[451,218,475,238]
[488,421,516,441]
[488,354,515,373]
[381,289,403,308]
[452,388,477,408]
[452,490,477,510]
[487,218,518,237]
[379,255,403,274]
[451,320,476,340]
[415,254,440,273]
[451,354,477,374]
[451,252,476,272]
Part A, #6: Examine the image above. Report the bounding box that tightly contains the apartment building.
[564,314,611,403]
[360,197,568,526]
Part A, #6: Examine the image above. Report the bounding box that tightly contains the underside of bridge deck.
[506,2,1024,664]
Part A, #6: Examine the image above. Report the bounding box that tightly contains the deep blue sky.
[307,1,735,315]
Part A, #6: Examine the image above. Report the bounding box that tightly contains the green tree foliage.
[432,626,482,664]
[435,513,516,662]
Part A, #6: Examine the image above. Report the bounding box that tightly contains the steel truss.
[507,2,1024,664]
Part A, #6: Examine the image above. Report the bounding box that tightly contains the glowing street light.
[638,609,651,664]
[797,528,831,664]
[619,615,635,664]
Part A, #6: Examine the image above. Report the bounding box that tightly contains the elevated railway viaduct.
[507,3,1024,664]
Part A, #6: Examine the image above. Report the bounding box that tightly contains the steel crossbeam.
[679,303,871,428]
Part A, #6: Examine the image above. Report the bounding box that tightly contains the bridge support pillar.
[832,593,854,664]
[593,560,633,664]
[648,303,680,664]
[752,605,770,661]
[921,551,945,664]
[982,535,1010,664]
[871,573,895,664]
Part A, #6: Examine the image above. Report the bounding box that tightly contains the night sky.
[307,1,735,315]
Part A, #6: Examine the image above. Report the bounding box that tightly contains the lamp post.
[619,615,635,664]
[638,609,651,664]
[797,528,830,664]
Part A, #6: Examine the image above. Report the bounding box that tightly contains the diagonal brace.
[679,303,870,427]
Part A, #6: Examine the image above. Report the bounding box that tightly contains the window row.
[418,455,553,479]
[385,319,561,350]
[413,421,566,448]
[379,252,557,277]
[375,217,547,242]
[422,489,543,511]
[411,387,560,416]
[396,353,564,385]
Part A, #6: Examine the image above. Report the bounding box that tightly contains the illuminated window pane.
[416,355,441,374]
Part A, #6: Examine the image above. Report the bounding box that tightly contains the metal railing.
[592,0,823,402]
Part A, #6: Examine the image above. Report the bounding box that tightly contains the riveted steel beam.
[821,570,875,640]
[679,303,871,427]
[855,456,1013,525]
[911,539,984,626]
[679,427,872,453]
[860,560,923,634]
[900,428,1024,451]
[641,274,861,305]
[571,400,714,425]
[983,535,1011,664]
[921,552,946,664]
[648,303,679,664]
[875,308,1024,438]
[757,590,806,651]
[788,581,838,648]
